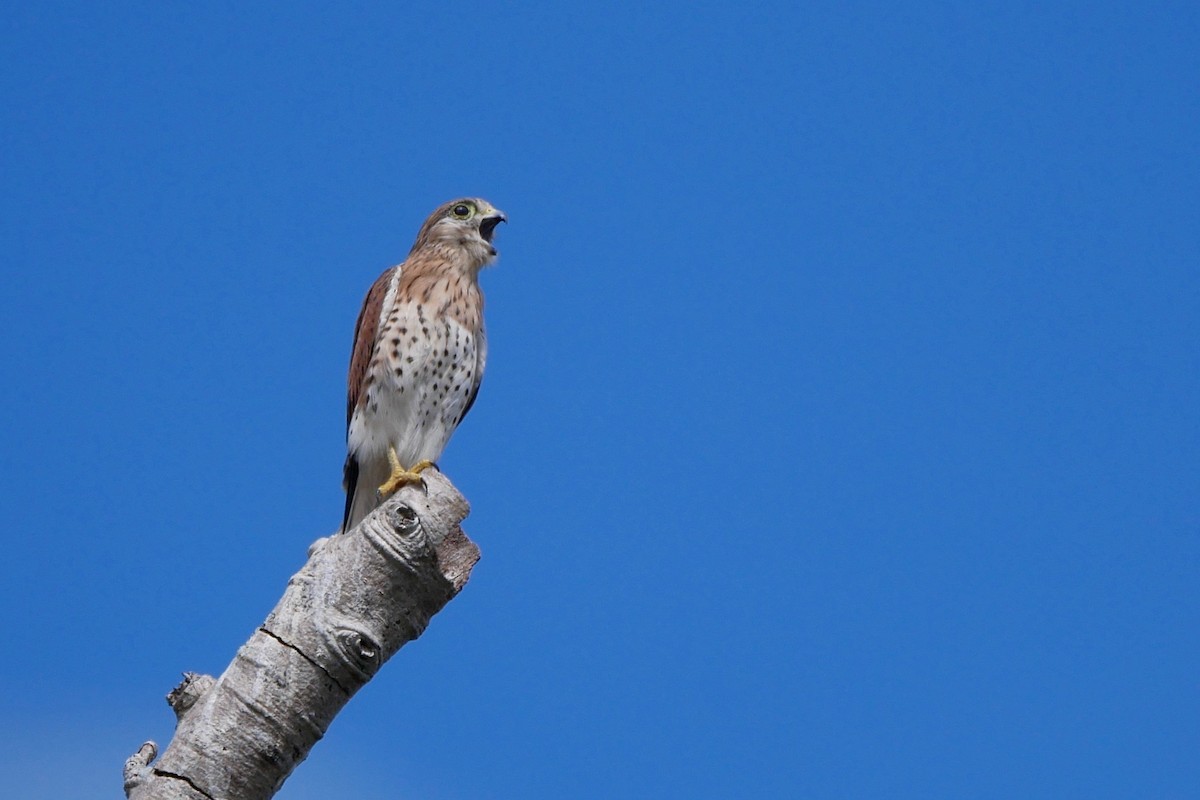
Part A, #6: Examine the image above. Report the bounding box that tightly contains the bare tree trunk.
[124,470,480,800]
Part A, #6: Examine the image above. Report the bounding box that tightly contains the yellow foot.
[376,448,436,499]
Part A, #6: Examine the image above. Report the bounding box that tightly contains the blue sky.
[1,3,1197,798]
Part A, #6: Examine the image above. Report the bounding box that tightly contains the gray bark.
[124,470,479,800]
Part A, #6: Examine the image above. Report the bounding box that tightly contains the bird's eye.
[452,204,471,219]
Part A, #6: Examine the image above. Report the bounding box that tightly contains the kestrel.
[341,198,505,533]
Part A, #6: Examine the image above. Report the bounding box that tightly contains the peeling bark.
[125,470,479,800]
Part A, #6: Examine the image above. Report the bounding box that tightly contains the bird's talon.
[376,454,437,500]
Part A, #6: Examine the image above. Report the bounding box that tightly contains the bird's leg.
[376,446,436,499]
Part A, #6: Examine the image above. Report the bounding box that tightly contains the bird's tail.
[341,454,387,534]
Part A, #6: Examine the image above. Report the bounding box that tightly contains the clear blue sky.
[1,3,1196,798]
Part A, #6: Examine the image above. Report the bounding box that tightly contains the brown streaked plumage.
[342,198,505,533]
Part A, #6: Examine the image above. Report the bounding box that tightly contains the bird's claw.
[376,470,426,500]
[376,451,436,500]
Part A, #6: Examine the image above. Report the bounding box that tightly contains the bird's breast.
[348,301,482,466]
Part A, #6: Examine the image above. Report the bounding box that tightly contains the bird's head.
[410,198,507,269]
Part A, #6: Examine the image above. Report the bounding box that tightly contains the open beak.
[479,211,506,244]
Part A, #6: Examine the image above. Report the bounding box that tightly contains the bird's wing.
[459,323,487,423]
[342,266,395,532]
[346,266,394,430]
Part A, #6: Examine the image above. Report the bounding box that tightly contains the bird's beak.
[479,210,506,244]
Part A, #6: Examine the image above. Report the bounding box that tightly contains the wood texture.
[124,470,479,800]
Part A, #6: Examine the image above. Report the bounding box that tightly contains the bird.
[341,198,505,533]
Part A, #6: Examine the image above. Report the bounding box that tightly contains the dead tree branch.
[124,469,479,800]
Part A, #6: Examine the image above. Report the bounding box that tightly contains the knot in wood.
[334,627,382,678]
[387,503,421,536]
